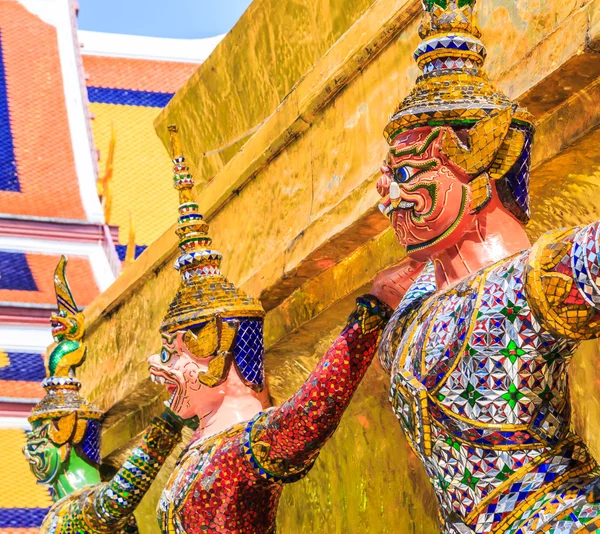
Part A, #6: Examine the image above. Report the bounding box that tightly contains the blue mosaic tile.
[232,319,264,389]
[87,86,174,108]
[0,251,37,290]
[80,419,102,465]
[0,30,19,192]
[501,126,533,223]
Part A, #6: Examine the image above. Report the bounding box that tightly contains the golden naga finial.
[124,212,136,267]
[98,124,116,224]
[30,256,102,448]
[47,256,86,378]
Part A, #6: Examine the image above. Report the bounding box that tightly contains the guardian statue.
[24,257,183,533]
[377,1,600,532]
[146,126,402,533]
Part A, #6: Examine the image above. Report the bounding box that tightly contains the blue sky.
[78,0,254,39]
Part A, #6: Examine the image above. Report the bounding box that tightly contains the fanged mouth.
[148,367,178,394]
[378,197,416,218]
[50,320,67,336]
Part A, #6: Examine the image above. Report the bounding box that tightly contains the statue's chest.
[157,424,281,533]
[389,255,571,457]
[158,430,241,532]
[158,441,220,526]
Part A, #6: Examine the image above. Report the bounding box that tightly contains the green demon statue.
[23,256,184,533]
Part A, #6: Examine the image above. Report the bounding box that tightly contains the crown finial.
[166,125,220,273]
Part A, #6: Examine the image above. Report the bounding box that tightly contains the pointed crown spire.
[161,126,264,334]
[169,124,222,276]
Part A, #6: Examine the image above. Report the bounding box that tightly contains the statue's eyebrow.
[389,127,442,159]
[391,158,439,171]
[160,332,177,345]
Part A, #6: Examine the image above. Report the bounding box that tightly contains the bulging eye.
[160,348,172,364]
[393,166,412,183]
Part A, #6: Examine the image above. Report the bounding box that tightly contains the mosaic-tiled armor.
[380,231,600,533]
[375,1,600,532]
[148,127,392,533]
[24,257,183,533]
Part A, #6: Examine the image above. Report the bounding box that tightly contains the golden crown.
[160,126,264,334]
[384,0,534,142]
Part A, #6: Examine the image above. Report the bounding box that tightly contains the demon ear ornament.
[183,316,239,359]
[440,106,515,176]
[438,105,529,215]
[183,316,240,387]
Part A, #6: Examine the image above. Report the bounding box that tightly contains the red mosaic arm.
[526,221,600,341]
[246,295,392,481]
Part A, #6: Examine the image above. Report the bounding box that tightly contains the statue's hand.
[370,256,426,310]
[161,403,200,432]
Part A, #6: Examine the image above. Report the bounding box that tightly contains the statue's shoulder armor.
[378,261,437,374]
[526,224,600,340]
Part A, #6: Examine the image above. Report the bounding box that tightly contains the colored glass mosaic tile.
[379,224,600,532]
[0,251,37,291]
[0,30,19,192]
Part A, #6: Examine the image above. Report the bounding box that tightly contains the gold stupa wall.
[75,0,600,532]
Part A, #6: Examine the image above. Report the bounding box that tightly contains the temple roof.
[0,250,100,307]
[0,350,45,403]
[81,45,204,248]
[0,0,102,223]
[0,8,218,530]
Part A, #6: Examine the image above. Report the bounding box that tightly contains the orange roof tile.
[0,252,99,307]
[0,2,86,220]
[0,380,44,400]
[83,55,198,93]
